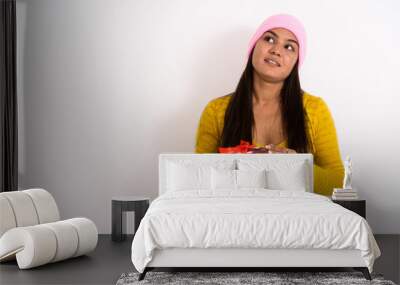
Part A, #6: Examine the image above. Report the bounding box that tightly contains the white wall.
[17,0,400,234]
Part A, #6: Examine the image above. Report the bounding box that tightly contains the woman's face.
[251,28,299,83]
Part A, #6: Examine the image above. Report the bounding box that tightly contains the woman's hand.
[265,144,297,154]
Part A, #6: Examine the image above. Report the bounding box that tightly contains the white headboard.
[159,153,313,195]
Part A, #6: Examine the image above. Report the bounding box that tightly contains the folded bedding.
[131,189,380,273]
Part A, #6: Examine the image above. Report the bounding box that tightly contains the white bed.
[131,153,381,281]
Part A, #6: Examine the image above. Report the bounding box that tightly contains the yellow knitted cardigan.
[195,92,344,196]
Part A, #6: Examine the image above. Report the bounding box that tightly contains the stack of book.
[332,188,359,200]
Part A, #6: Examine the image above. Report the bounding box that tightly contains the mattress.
[131,189,381,273]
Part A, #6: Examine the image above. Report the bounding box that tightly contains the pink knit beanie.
[247,14,307,69]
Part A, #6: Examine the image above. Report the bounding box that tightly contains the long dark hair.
[220,50,310,153]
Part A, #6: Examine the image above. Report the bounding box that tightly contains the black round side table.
[112,196,150,242]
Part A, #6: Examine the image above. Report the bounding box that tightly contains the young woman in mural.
[195,14,344,196]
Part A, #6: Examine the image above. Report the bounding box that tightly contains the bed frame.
[137,153,371,281]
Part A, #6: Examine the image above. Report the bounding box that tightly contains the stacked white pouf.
[0,188,98,269]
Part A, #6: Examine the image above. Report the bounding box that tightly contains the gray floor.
[0,234,399,285]
[0,235,134,285]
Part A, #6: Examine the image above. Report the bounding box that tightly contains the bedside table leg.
[112,201,123,242]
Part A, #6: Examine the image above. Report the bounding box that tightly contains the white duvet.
[131,189,381,273]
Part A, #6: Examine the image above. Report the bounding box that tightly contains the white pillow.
[237,159,309,191]
[236,169,267,188]
[167,162,212,191]
[166,159,236,192]
[211,168,267,190]
[266,165,307,191]
[211,168,236,190]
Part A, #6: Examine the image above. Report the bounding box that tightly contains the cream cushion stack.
[0,188,97,269]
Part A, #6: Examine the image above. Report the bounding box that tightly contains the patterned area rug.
[116,271,397,285]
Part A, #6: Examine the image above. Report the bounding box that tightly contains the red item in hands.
[218,140,256,153]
